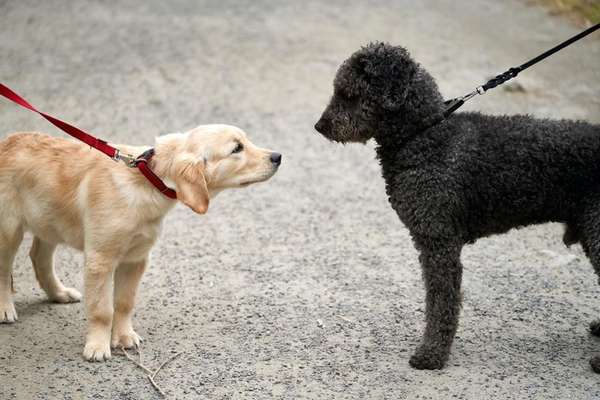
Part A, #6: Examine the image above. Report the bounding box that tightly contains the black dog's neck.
[374,112,440,146]
[373,108,453,172]
[373,104,446,150]
[373,68,446,148]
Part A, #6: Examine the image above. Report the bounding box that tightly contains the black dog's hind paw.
[590,320,600,337]
[408,346,448,370]
[562,223,579,247]
[590,356,600,373]
[589,322,600,373]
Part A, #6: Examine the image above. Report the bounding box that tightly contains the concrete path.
[0,1,599,399]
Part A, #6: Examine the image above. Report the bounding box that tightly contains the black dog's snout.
[270,152,282,165]
[314,118,330,134]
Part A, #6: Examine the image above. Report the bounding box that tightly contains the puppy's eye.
[231,142,244,154]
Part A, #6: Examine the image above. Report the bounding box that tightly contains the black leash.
[441,22,600,119]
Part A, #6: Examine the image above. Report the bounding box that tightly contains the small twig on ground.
[119,347,153,375]
[152,352,183,380]
[337,315,356,324]
[147,374,167,397]
[117,346,182,398]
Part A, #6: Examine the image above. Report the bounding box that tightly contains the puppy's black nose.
[314,118,329,133]
[270,152,282,165]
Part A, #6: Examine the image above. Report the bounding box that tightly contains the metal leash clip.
[113,149,138,168]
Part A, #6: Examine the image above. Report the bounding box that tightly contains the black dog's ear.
[357,43,418,111]
[381,84,409,111]
[380,67,413,111]
[350,53,375,87]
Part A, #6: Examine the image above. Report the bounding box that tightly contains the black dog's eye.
[340,90,357,102]
[335,88,351,100]
[231,142,244,154]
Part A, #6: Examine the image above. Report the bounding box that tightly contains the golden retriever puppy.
[0,124,281,361]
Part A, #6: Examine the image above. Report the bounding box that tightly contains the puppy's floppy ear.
[172,153,210,214]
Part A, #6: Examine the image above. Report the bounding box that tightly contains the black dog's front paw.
[409,345,448,370]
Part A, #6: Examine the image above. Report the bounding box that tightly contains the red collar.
[131,149,177,199]
[0,83,178,200]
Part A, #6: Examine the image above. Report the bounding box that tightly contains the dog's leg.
[576,205,600,373]
[30,237,82,303]
[0,222,23,323]
[82,252,118,361]
[111,258,147,350]
[409,240,463,370]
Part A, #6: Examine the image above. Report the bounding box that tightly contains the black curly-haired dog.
[315,42,600,371]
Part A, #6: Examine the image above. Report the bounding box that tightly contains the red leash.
[0,83,177,199]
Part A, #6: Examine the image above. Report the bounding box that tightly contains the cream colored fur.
[0,124,279,361]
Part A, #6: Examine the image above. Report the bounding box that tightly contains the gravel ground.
[0,1,599,399]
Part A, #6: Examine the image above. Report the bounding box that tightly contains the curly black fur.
[590,320,600,337]
[315,43,600,371]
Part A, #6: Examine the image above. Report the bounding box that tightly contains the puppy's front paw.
[0,301,18,323]
[111,329,142,349]
[49,287,82,304]
[83,339,111,362]
[409,345,448,370]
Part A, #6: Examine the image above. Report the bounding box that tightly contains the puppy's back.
[0,133,102,246]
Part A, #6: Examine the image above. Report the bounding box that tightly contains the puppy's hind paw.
[409,346,448,370]
[83,340,111,362]
[49,287,82,304]
[111,330,142,350]
[0,301,17,323]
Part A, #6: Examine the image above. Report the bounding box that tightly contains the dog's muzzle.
[314,118,332,135]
